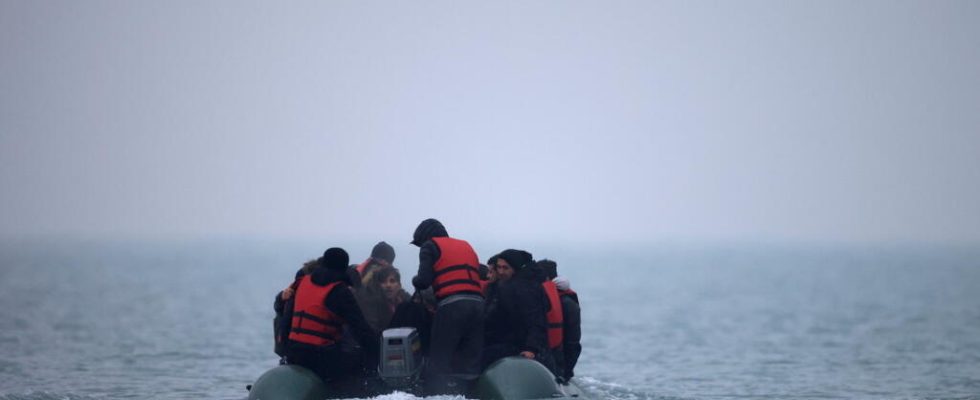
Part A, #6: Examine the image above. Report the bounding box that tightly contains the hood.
[411,218,448,246]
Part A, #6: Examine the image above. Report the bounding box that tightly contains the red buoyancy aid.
[288,275,345,347]
[431,237,482,300]
[543,280,564,349]
[356,259,371,276]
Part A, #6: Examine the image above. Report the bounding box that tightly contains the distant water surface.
[0,239,978,400]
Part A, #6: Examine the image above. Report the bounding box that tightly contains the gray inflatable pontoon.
[248,328,589,400]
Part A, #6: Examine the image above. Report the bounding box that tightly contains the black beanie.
[497,249,533,271]
[321,247,350,271]
[370,241,395,264]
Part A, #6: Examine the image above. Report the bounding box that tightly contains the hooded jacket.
[484,261,549,355]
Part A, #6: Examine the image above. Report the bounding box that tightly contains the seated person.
[282,248,379,392]
[482,250,552,371]
[273,258,319,358]
[539,260,582,382]
[355,265,411,332]
[355,241,396,286]
[553,276,581,382]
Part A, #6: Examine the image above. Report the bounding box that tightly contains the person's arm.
[411,241,440,290]
[274,292,286,312]
[326,286,380,366]
[515,283,547,356]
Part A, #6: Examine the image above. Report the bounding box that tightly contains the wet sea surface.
[1,239,979,400]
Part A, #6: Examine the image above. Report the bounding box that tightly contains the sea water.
[1,239,978,400]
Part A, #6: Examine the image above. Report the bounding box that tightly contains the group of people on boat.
[272,218,582,395]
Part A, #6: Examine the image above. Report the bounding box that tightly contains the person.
[409,218,484,394]
[355,264,411,332]
[355,241,396,287]
[482,249,553,372]
[538,259,581,382]
[282,247,380,393]
[534,259,565,377]
[273,258,319,358]
[553,275,581,382]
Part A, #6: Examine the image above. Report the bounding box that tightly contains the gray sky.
[2,1,979,245]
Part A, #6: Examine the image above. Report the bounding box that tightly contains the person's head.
[410,218,448,247]
[320,247,350,271]
[370,241,395,266]
[300,258,319,275]
[494,249,533,282]
[373,266,403,302]
[537,259,558,280]
[487,256,499,282]
[494,258,515,281]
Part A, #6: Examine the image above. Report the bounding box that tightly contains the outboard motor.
[378,327,424,390]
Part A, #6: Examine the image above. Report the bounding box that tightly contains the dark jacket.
[484,264,549,355]
[559,291,582,380]
[282,267,380,366]
[273,267,312,356]
[411,240,442,291]
[410,219,448,291]
[388,299,433,355]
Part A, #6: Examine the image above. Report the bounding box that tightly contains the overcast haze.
[2,1,979,245]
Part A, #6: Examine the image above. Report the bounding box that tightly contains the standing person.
[482,250,552,372]
[539,259,581,382]
[409,218,484,395]
[283,248,380,393]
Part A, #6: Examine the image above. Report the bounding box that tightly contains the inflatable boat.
[248,328,589,400]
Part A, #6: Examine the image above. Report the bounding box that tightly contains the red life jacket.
[288,275,345,347]
[431,237,482,300]
[543,280,564,349]
[356,259,371,275]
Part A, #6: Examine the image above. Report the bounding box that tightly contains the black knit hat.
[370,241,395,264]
[321,247,350,271]
[411,218,448,246]
[496,249,533,270]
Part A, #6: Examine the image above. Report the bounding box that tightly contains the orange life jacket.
[543,280,564,349]
[431,237,482,300]
[288,275,345,347]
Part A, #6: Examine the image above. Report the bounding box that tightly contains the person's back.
[409,218,485,395]
[283,248,380,393]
